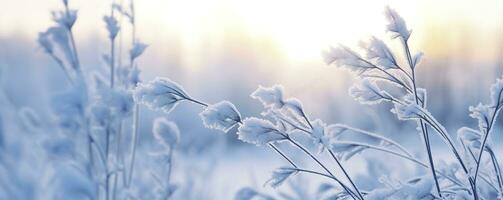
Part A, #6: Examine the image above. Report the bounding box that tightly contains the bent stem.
[403,38,442,197]
[331,141,472,189]
[488,148,503,194]
[328,150,364,200]
[473,96,502,197]
[269,143,297,168]
[286,136,360,200]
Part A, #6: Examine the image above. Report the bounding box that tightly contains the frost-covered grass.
[1,0,503,199]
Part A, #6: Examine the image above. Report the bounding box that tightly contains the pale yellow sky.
[1,0,503,66]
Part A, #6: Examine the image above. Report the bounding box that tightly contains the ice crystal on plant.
[323,45,374,73]
[490,78,503,106]
[360,37,398,69]
[457,127,483,149]
[384,6,411,40]
[133,77,191,113]
[199,101,241,132]
[310,119,332,152]
[469,103,491,131]
[237,117,287,146]
[391,101,423,120]
[349,78,392,105]
[251,85,285,109]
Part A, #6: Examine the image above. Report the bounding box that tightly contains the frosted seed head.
[130,42,148,61]
[153,118,180,148]
[391,101,423,121]
[490,78,503,106]
[251,85,285,109]
[323,45,375,73]
[469,103,490,131]
[349,78,391,105]
[360,37,398,69]
[384,6,411,41]
[103,15,120,39]
[237,117,287,146]
[133,77,191,113]
[199,101,241,133]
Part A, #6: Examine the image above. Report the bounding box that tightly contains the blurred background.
[1,0,503,199]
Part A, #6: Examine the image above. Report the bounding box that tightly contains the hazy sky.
[2,0,503,70]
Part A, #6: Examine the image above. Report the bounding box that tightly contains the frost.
[323,45,374,73]
[130,42,148,61]
[457,127,482,149]
[153,118,180,148]
[412,52,424,68]
[237,117,287,146]
[349,79,392,105]
[282,98,305,118]
[251,85,284,109]
[490,78,503,106]
[403,88,427,106]
[103,15,120,39]
[52,10,78,29]
[469,103,490,131]
[267,167,297,188]
[391,101,423,120]
[384,6,411,41]
[251,85,306,120]
[310,119,332,152]
[199,101,241,132]
[361,37,398,69]
[133,77,191,113]
[37,31,53,54]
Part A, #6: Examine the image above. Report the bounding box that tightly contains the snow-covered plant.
[35,0,150,199]
[135,79,369,199]
[26,0,503,199]
[133,5,503,200]
[150,118,180,200]
[199,101,241,132]
[133,77,195,113]
[153,118,180,148]
[324,6,503,199]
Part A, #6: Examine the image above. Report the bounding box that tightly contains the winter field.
[2,0,503,199]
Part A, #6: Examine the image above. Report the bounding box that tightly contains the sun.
[154,0,417,62]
